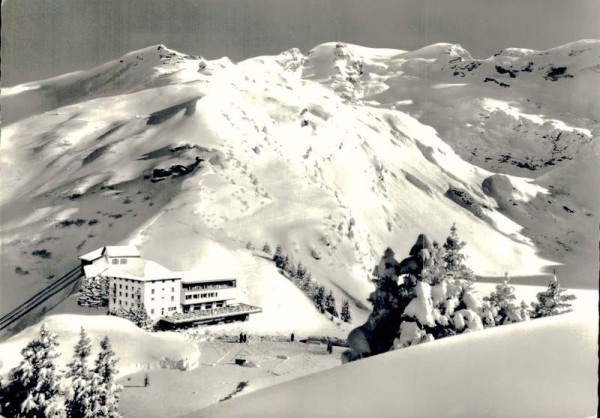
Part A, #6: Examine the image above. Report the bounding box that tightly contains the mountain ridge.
[1,40,597,327]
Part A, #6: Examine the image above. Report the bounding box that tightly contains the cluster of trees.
[262,242,352,323]
[78,275,109,308]
[111,304,153,330]
[0,325,122,418]
[354,224,576,357]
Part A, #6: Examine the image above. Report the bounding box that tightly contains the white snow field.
[193,310,598,418]
[0,314,200,377]
[1,40,598,330]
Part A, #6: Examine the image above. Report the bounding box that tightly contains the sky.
[2,0,600,86]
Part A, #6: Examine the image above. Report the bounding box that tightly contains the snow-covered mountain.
[1,40,598,323]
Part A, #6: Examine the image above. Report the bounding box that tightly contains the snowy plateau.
[0,39,598,417]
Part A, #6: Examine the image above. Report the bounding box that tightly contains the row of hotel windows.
[185,292,218,300]
[112,300,177,316]
[111,258,129,265]
[152,307,178,315]
[116,284,175,293]
[119,292,175,302]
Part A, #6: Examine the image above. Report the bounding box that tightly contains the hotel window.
[119,292,122,296]
[111,259,118,265]
[125,286,128,290]
[120,258,127,264]
[151,298,155,302]
[119,284,122,289]
[171,296,174,302]
[151,309,154,314]
[151,289,155,294]
[125,293,128,298]
[172,287,175,292]
[119,301,122,305]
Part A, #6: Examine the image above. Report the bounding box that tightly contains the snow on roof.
[79,247,104,261]
[104,258,181,282]
[103,246,140,257]
[79,245,140,261]
[83,263,107,279]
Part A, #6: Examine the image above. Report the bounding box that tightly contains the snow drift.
[0,314,200,377]
[193,312,598,418]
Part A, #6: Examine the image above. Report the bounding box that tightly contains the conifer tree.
[282,255,291,273]
[66,328,93,418]
[0,323,65,418]
[285,255,297,277]
[273,245,284,268]
[483,274,523,325]
[125,304,153,330]
[89,337,122,418]
[296,262,306,280]
[325,291,338,317]
[442,224,474,281]
[340,299,352,323]
[262,242,272,254]
[530,274,576,318]
[313,286,326,313]
[300,273,313,294]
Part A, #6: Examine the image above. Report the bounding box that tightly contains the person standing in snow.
[144,374,149,387]
[290,332,295,342]
[239,332,244,343]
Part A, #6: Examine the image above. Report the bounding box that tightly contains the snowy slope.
[1,41,597,327]
[192,311,598,418]
[0,314,200,377]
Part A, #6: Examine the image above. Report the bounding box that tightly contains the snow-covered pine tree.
[89,337,122,418]
[78,276,108,308]
[483,273,524,325]
[0,323,66,418]
[530,274,576,318]
[296,262,306,280]
[65,327,93,418]
[325,291,338,317]
[126,304,153,330]
[367,247,411,354]
[313,286,326,313]
[286,255,297,277]
[480,301,497,328]
[394,233,483,349]
[341,299,352,323]
[519,300,531,321]
[420,240,446,285]
[273,245,284,268]
[99,275,109,307]
[300,272,313,294]
[282,255,291,274]
[442,224,474,281]
[262,242,272,255]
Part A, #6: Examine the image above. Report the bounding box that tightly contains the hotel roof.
[104,258,181,282]
[79,245,140,261]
